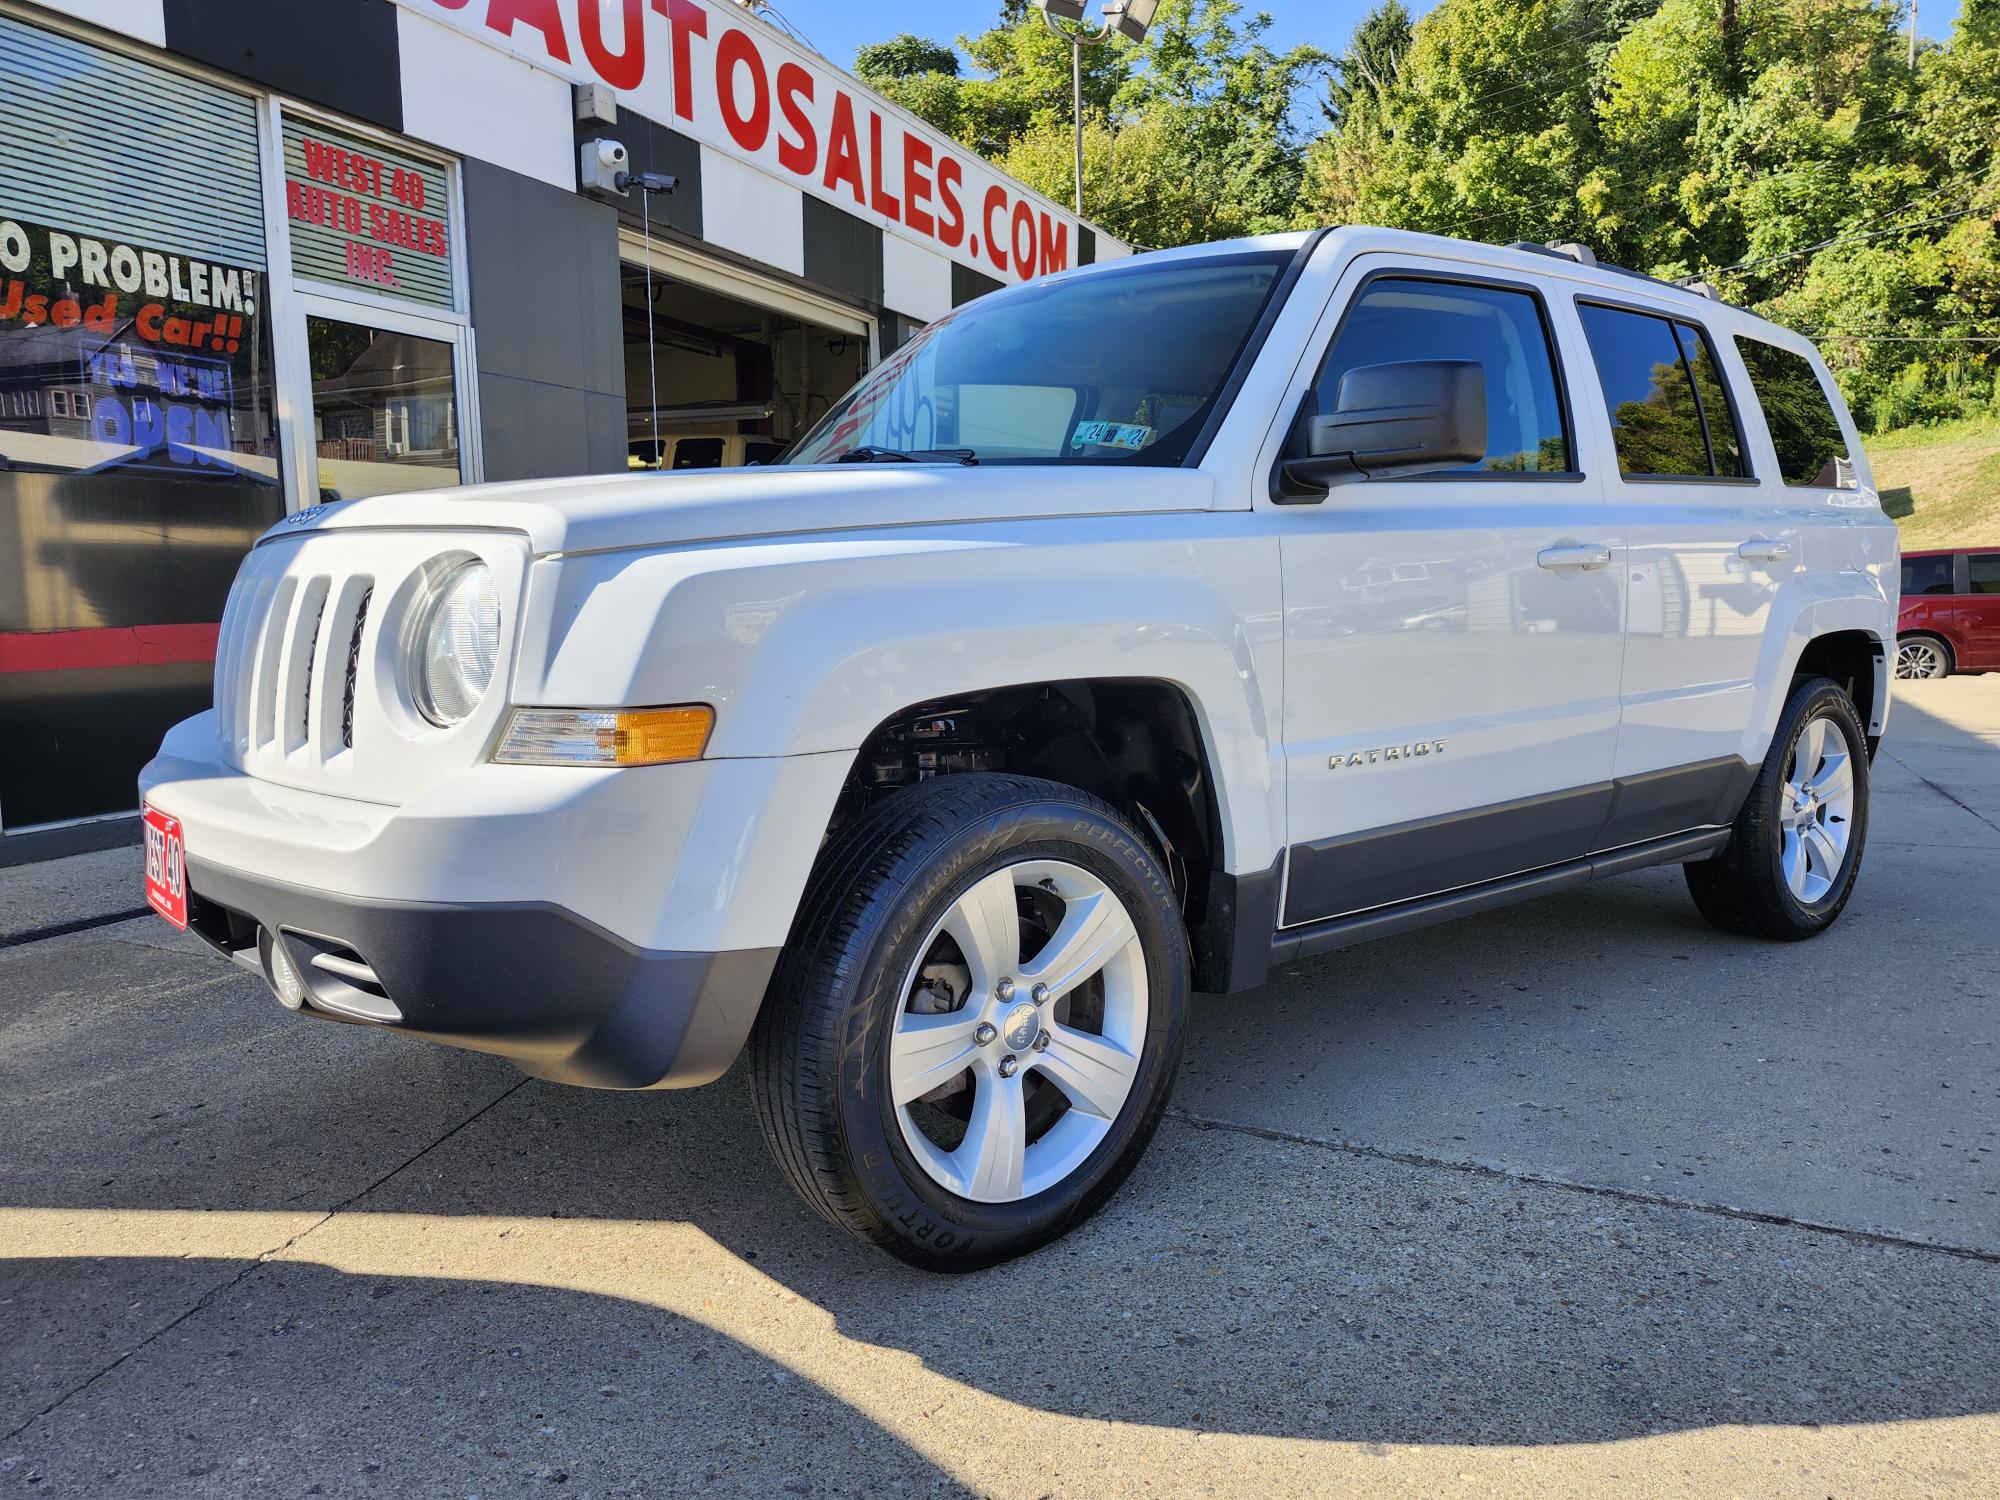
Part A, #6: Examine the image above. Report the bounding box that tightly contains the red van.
[1898,548,2000,677]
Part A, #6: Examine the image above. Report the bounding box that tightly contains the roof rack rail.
[1504,240,1719,300]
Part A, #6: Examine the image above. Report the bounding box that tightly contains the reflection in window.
[0,216,283,823]
[1316,279,1572,473]
[1578,304,1716,478]
[1674,322,1747,476]
[1734,337,1855,488]
[785,252,1289,466]
[1971,554,2000,596]
[307,318,461,500]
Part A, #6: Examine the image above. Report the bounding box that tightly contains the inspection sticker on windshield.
[1072,420,1152,451]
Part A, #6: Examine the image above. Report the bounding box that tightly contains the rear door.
[1964,552,2000,669]
[1576,301,1785,843]
[1273,259,1627,927]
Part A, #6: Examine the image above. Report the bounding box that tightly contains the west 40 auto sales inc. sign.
[407,0,1100,284]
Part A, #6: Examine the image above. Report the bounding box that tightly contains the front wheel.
[749,774,1189,1270]
[1686,676,1869,940]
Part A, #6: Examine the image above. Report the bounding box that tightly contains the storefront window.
[0,15,281,829]
[307,317,461,500]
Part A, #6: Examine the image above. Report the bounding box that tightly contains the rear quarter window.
[1734,337,1856,488]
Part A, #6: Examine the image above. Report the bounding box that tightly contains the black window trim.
[1574,294,1760,487]
[1730,329,1856,491]
[1283,266,1587,490]
[1672,318,1754,482]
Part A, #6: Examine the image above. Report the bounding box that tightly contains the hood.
[268,464,1220,555]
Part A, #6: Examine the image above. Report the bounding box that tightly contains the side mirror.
[1273,359,1487,501]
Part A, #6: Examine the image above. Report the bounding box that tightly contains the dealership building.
[0,0,1127,848]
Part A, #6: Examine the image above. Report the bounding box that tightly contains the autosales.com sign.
[407,0,1099,284]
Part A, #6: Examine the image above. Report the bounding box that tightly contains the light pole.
[1029,0,1158,218]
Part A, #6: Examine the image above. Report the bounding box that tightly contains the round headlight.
[413,559,500,726]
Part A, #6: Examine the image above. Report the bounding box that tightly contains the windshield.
[782,250,1293,466]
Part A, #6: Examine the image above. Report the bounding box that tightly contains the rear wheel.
[1894,634,1952,680]
[750,774,1188,1270]
[1686,676,1869,940]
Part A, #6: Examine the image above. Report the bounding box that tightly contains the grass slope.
[1865,416,2000,550]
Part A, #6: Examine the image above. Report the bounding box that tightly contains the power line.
[1809,333,2000,342]
[1708,204,1995,276]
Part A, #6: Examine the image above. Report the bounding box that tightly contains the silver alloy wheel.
[888,859,1149,1204]
[1895,638,1949,680]
[1780,715,1856,904]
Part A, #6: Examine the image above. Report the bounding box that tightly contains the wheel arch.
[1748,576,1893,763]
[822,678,1280,995]
[1792,627,1890,751]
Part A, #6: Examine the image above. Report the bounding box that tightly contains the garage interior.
[620,262,869,470]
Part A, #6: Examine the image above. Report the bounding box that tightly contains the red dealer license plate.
[142,804,188,929]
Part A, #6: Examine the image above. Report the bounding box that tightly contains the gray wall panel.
[461,158,625,481]
[802,197,882,308]
[476,376,626,482]
[163,0,402,131]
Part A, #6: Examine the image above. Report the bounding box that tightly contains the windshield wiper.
[834,445,978,465]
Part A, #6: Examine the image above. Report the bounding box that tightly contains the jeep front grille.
[216,568,376,764]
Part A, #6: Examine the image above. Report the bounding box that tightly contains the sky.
[784,0,1964,86]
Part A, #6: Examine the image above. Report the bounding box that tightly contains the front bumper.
[141,710,851,1088]
[183,857,777,1088]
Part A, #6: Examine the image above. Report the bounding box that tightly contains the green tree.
[1322,0,1413,129]
[853,0,1324,247]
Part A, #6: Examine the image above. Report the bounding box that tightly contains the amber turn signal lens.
[610,707,713,765]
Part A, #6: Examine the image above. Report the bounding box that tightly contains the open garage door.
[619,232,873,470]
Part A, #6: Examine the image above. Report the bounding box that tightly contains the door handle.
[1739,537,1792,563]
[1537,542,1613,571]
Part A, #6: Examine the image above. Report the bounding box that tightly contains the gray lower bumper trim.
[184,857,779,1090]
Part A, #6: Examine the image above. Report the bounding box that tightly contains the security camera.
[580,138,629,196]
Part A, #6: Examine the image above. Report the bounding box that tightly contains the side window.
[1576,303,1737,479]
[1734,337,1857,488]
[1901,555,1957,596]
[1970,554,2000,595]
[1316,278,1572,473]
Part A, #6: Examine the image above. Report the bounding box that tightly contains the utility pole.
[1036,9,1111,217]
[1909,0,1918,69]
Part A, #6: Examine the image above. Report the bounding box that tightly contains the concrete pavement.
[2,677,1996,1497]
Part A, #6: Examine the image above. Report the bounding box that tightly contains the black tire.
[1685,676,1870,941]
[1894,633,1953,680]
[749,773,1189,1270]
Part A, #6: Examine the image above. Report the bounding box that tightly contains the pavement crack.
[1165,1107,2000,1266]
[1882,747,2000,837]
[1,1075,529,1445]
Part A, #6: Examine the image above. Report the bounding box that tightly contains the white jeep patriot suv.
[141,229,1896,1268]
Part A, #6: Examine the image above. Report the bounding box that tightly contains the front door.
[1276,263,1626,927]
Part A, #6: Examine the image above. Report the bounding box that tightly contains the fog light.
[268,935,307,1010]
[492,706,714,767]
